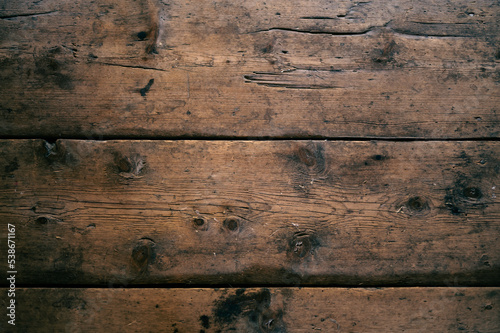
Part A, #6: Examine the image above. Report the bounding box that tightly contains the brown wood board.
[0,139,498,286]
[1,287,499,332]
[0,0,499,138]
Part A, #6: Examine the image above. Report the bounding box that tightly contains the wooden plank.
[0,0,499,138]
[0,139,498,285]
[1,287,499,332]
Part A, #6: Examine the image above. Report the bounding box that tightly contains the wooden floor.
[0,0,499,332]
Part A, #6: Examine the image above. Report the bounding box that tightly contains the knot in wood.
[131,238,156,273]
[289,232,315,258]
[193,217,209,231]
[223,217,240,232]
[297,147,316,166]
[463,186,482,200]
[406,196,429,214]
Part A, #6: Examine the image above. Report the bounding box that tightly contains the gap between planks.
[1,136,500,142]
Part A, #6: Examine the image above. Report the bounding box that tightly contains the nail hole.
[137,31,148,40]
[36,217,49,225]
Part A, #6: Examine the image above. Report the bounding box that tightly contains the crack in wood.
[98,62,167,72]
[247,26,376,36]
[244,70,342,89]
[248,19,476,39]
[300,16,336,20]
[0,10,58,19]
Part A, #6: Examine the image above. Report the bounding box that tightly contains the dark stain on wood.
[372,40,398,65]
[257,41,274,54]
[213,288,286,332]
[200,315,210,329]
[52,247,84,282]
[140,78,155,97]
[52,292,87,310]
[34,48,74,90]
[4,157,19,173]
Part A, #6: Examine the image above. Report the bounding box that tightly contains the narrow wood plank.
[0,140,498,285]
[0,0,498,138]
[1,287,499,332]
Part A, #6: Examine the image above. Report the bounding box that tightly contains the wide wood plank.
[1,287,499,332]
[0,0,499,138]
[0,140,498,286]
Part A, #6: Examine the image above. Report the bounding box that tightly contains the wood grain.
[1,287,499,332]
[0,0,499,138]
[0,139,498,286]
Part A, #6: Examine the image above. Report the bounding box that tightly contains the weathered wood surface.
[1,287,499,332]
[0,0,499,138]
[0,139,498,286]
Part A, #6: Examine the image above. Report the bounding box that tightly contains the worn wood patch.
[0,287,499,332]
[0,0,499,138]
[0,140,498,286]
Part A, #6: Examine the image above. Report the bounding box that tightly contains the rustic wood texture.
[1,287,499,332]
[0,139,498,286]
[0,0,499,138]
